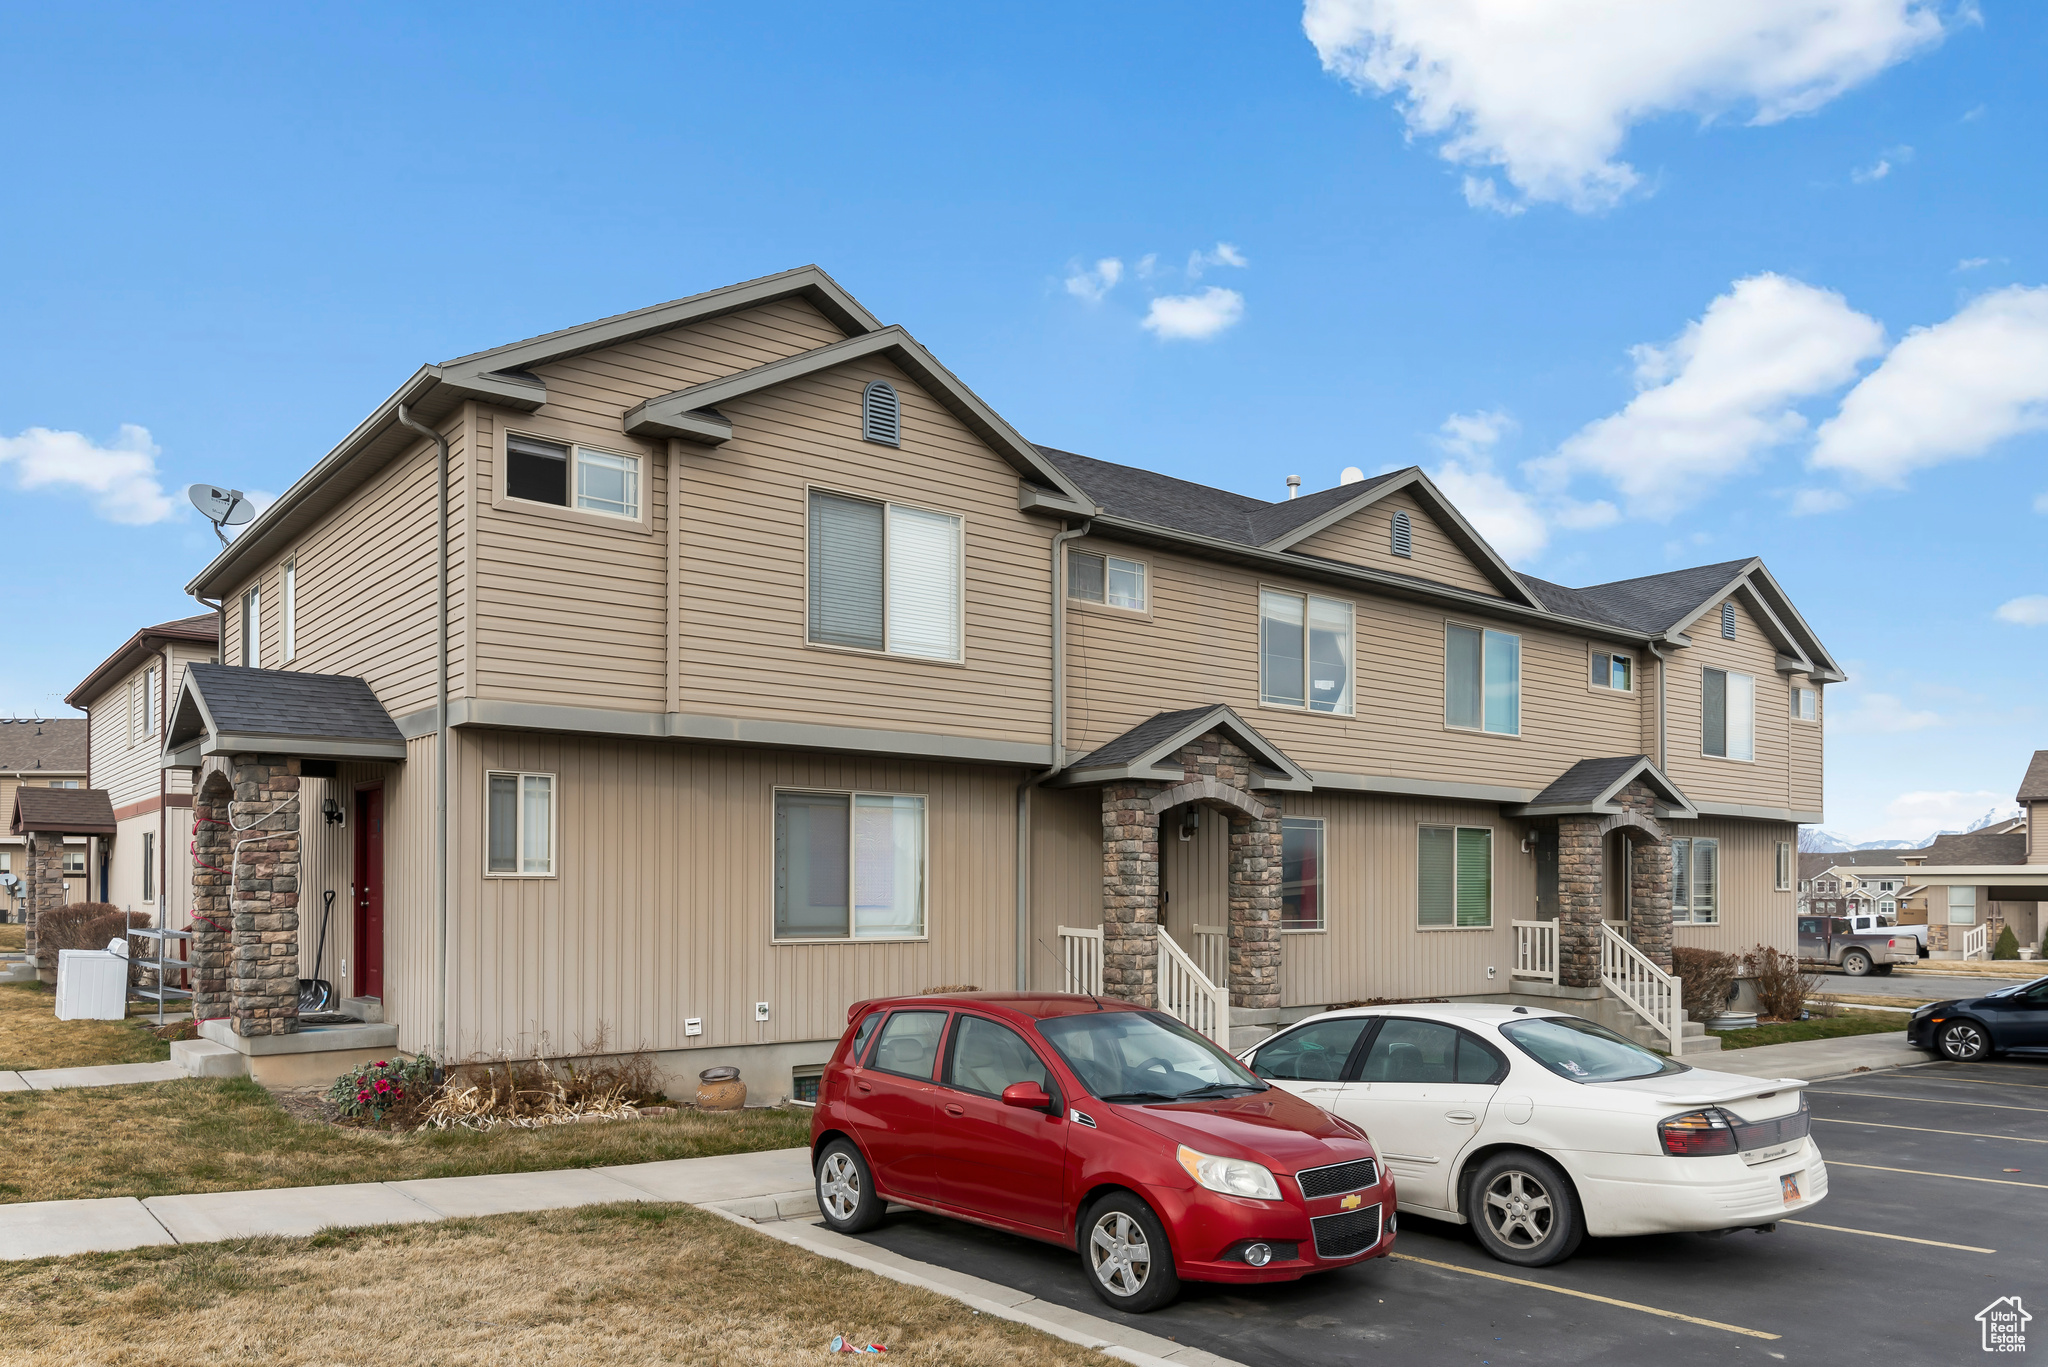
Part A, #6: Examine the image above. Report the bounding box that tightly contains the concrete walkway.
[0,1061,187,1091]
[1705,1030,1924,1081]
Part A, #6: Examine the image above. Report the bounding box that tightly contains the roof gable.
[165,664,406,764]
[1060,704,1313,791]
[65,614,219,710]
[10,785,115,835]
[2017,750,2048,803]
[1284,486,1513,601]
[1510,755,1698,819]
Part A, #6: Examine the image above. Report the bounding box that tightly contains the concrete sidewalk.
[2,1061,187,1091]
[1705,1030,1924,1081]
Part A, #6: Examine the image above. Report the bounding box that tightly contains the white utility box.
[55,949,129,1021]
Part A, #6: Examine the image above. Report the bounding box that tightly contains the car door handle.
[1445,1111,1478,1124]
[944,1103,965,1117]
[854,1080,873,1094]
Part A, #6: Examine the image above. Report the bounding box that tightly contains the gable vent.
[1390,509,1413,558]
[862,380,901,446]
[1721,602,1737,638]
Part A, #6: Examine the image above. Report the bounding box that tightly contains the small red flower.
[357,1090,371,1102]
[374,1079,392,1094]
[375,1060,389,1068]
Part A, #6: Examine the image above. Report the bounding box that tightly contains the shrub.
[327,1055,438,1127]
[33,903,148,973]
[1746,945,1819,1021]
[1671,947,1740,1021]
[1992,925,2020,960]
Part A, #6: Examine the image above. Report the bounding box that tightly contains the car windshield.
[1985,975,2048,1000]
[1037,1010,1267,1103]
[1499,1015,1688,1083]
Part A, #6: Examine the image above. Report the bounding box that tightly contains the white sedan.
[1239,1003,1827,1266]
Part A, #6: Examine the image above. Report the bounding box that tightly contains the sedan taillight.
[1658,1108,1739,1156]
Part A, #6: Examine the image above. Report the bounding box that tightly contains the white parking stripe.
[1813,1116,2048,1143]
[1828,1161,2048,1190]
[1914,1073,2048,1092]
[1781,1219,1994,1253]
[1389,1253,1780,1339]
[1806,1090,2048,1114]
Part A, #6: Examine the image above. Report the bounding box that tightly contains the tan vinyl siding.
[1789,674,1823,816]
[1289,492,1503,598]
[85,662,164,810]
[1661,597,1796,809]
[1027,786,1105,991]
[1668,817,1798,957]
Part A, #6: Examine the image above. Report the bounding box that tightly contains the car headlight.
[1177,1145,1282,1201]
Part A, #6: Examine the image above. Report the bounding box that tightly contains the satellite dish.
[188,484,254,546]
[1339,467,1365,485]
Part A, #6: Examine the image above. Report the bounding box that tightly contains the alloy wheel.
[1940,1021,1987,1062]
[1482,1169,1555,1250]
[1089,1210,1153,1297]
[819,1151,862,1222]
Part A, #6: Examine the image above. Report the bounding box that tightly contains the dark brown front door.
[353,786,384,999]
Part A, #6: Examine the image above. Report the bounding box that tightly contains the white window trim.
[802,483,968,666]
[1587,645,1636,696]
[1065,546,1151,616]
[1791,685,1819,724]
[483,770,557,879]
[1416,823,1495,931]
[494,427,655,533]
[1700,667,1756,764]
[1775,840,1792,892]
[281,557,297,663]
[1280,815,1327,933]
[1671,836,1721,924]
[1258,585,1356,717]
[1443,621,1522,738]
[770,785,931,944]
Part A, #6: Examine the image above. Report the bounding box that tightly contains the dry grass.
[0,1202,1097,1367]
[0,923,24,952]
[0,1078,813,1204]
[0,983,170,1072]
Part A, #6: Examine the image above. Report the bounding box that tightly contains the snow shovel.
[298,889,336,1013]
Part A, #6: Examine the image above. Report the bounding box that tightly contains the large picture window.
[1446,624,1520,735]
[1260,590,1353,714]
[1418,825,1492,928]
[1702,668,1756,761]
[486,771,555,876]
[1281,816,1324,931]
[808,490,963,661]
[1671,836,1718,923]
[774,789,927,941]
[505,432,642,520]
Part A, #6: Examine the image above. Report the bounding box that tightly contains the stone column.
[25,829,70,985]
[228,754,302,1037]
[1556,814,1604,988]
[1627,837,1674,971]
[1101,782,1161,1006]
[190,770,233,1022]
[1226,804,1283,1010]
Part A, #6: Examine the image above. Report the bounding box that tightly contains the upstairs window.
[241,586,261,668]
[808,490,963,661]
[1260,590,1353,714]
[486,771,554,877]
[1721,603,1737,638]
[1446,623,1520,735]
[862,381,901,446]
[1068,549,1146,611]
[1390,509,1413,558]
[1672,836,1719,923]
[1418,825,1492,929]
[505,433,641,520]
[1792,686,1817,721]
[128,667,158,745]
[1702,667,1756,761]
[1591,650,1633,692]
[1281,817,1325,931]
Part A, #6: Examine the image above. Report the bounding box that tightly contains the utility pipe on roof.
[395,404,450,1064]
[1016,518,1093,991]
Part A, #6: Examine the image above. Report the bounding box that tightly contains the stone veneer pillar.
[228,754,302,1036]
[1616,780,1674,972]
[189,769,233,1022]
[1101,782,1161,1007]
[1556,814,1604,988]
[25,829,70,985]
[1226,810,1282,1011]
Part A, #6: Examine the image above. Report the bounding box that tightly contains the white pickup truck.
[1845,913,1930,957]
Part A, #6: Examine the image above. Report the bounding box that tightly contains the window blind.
[1445,625,1482,729]
[1455,827,1492,927]
[1702,669,1728,756]
[487,774,519,873]
[1725,673,1755,761]
[809,492,885,651]
[1068,549,1105,602]
[1418,826,1455,927]
[854,794,924,936]
[885,505,962,660]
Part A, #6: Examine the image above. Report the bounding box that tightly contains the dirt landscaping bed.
[0,983,171,1072]
[0,1202,1095,1367]
[0,1078,814,1205]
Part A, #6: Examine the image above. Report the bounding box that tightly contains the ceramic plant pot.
[696,1065,747,1111]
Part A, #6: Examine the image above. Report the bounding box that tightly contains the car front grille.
[1310,1205,1382,1259]
[1295,1158,1378,1199]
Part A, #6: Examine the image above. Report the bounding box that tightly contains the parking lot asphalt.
[846,1056,2048,1367]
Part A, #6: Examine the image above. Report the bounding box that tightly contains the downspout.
[1647,641,1670,772]
[396,404,450,1063]
[1016,518,1093,989]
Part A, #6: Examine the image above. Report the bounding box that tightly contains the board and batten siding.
[1027,786,1107,991]
[1668,816,1798,957]
[1289,491,1504,599]
[442,731,1026,1061]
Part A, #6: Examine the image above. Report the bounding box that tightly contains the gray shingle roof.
[1914,831,2027,866]
[1520,559,1753,636]
[176,664,403,747]
[0,718,88,774]
[1072,706,1228,769]
[2018,751,2048,803]
[1035,446,1405,547]
[10,785,116,835]
[1525,756,1651,807]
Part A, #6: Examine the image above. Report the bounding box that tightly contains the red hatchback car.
[810,992,1395,1312]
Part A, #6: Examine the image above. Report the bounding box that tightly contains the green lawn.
[1709,1011,1906,1050]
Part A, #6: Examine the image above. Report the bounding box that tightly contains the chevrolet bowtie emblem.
[1340,1194,1363,1210]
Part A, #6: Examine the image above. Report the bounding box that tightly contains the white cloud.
[1135,253,1159,279]
[1529,273,1884,517]
[0,424,176,524]
[1994,595,2048,626]
[2033,491,2048,513]
[1302,0,1948,212]
[1955,256,1990,271]
[1869,789,2012,841]
[1064,257,1124,303]
[1829,690,1944,734]
[1810,285,2048,485]
[1425,409,1614,562]
[1789,487,1851,515]
[1142,287,1245,341]
[1186,243,1249,278]
[1851,144,1912,182]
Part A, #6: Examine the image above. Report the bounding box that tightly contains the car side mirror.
[1001,1081,1053,1111]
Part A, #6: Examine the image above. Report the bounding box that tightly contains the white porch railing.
[1599,922,1683,1054]
[1962,923,1990,961]
[1059,925,1103,995]
[1511,920,1559,982]
[1193,923,1229,989]
[1158,927,1231,1045]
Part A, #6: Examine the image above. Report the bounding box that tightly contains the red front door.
[353,786,384,999]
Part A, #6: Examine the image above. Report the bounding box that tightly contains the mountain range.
[1798,808,2021,854]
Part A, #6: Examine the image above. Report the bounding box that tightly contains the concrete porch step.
[171,1038,250,1079]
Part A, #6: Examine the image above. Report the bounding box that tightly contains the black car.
[1908,974,2048,1060]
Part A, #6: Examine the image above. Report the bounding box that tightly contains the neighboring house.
[0,718,90,917]
[1796,850,1913,921]
[149,266,1839,1091]
[62,614,220,921]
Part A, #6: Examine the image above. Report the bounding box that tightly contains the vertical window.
[127,678,142,747]
[807,491,962,661]
[282,558,297,662]
[1446,624,1520,735]
[1390,509,1413,558]
[505,433,641,519]
[1418,825,1492,928]
[507,434,570,506]
[862,381,901,446]
[1775,840,1792,892]
[1590,651,1632,692]
[1721,603,1737,639]
[142,831,156,902]
[485,771,554,876]
[1260,590,1353,714]
[1947,886,1977,925]
[1792,687,1817,721]
[774,789,927,940]
[1066,549,1146,610]
[1702,668,1755,760]
[1281,817,1324,931]
[241,586,261,668]
[144,666,158,737]
[1672,837,1719,923]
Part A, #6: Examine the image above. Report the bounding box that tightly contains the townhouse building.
[1,717,90,916]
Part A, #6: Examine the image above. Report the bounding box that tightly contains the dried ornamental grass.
[1671,947,1740,1021]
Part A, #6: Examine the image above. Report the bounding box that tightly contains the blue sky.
[2,2,2041,841]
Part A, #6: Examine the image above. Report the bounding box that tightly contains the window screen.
[809,492,885,651]
[486,772,553,876]
[775,790,926,940]
[1261,591,1351,714]
[1447,626,1519,734]
[1419,826,1492,928]
[1068,549,1105,603]
[1703,668,1755,760]
[507,434,570,506]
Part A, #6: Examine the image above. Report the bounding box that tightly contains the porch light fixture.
[322,796,345,826]
[1179,807,1200,843]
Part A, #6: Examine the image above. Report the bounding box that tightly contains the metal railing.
[1511,920,1559,982]
[1059,925,1103,995]
[1192,923,1229,989]
[1599,922,1683,1054]
[1158,927,1231,1045]
[1962,923,1990,961]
